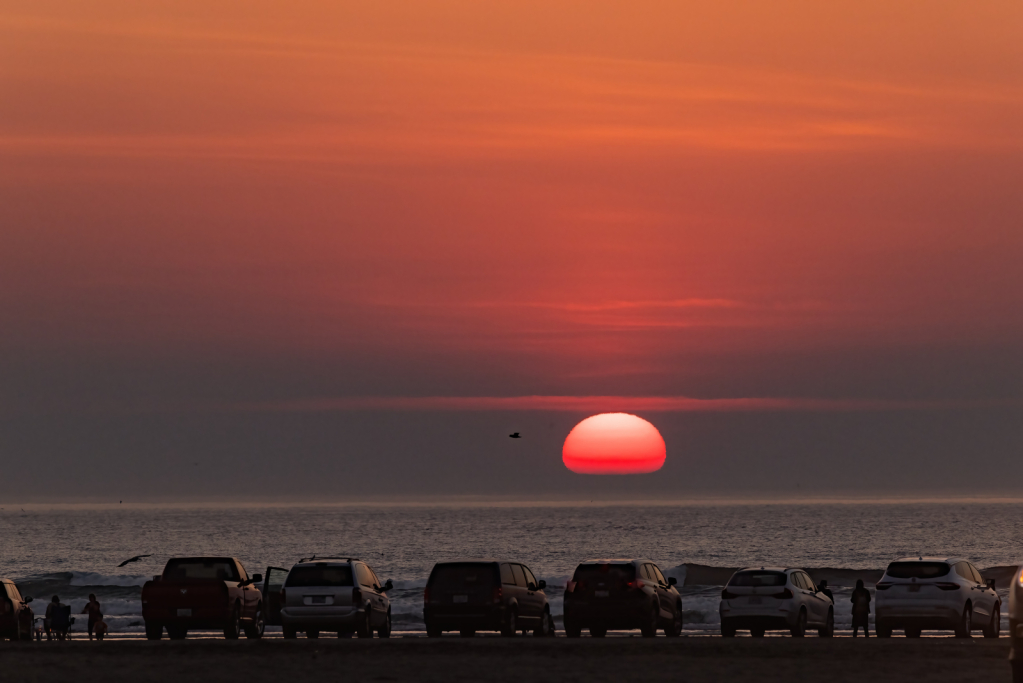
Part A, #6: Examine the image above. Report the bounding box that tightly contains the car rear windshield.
[285,566,354,587]
[429,563,498,590]
[573,564,636,582]
[164,559,240,581]
[885,562,951,579]
[729,571,788,587]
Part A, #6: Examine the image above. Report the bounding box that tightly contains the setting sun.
[562,413,667,475]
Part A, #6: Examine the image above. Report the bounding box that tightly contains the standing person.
[93,613,108,641]
[82,594,102,640]
[851,579,871,637]
[818,580,835,603]
[44,596,62,641]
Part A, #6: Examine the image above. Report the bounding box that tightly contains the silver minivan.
[270,557,393,638]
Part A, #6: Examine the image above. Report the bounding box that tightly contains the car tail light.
[875,583,892,590]
[566,581,577,593]
[935,583,960,591]
[721,589,738,600]
[771,589,793,599]
[352,587,362,606]
[492,586,503,604]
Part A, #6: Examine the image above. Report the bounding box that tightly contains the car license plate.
[909,585,921,592]
[595,590,610,598]
[311,596,327,604]
[177,609,192,617]
[453,595,468,603]
[748,597,762,605]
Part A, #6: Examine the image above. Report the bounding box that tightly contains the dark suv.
[0,579,34,641]
[424,560,553,637]
[563,559,682,637]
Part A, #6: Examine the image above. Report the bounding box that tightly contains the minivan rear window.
[285,566,354,587]
[885,562,950,579]
[429,563,498,590]
[573,564,636,583]
[729,571,788,587]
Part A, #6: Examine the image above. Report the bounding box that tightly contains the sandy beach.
[3,637,1011,683]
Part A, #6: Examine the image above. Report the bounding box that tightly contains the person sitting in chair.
[44,596,63,641]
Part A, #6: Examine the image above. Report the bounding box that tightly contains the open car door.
[263,566,290,626]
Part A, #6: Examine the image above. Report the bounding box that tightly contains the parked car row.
[3,553,1010,642]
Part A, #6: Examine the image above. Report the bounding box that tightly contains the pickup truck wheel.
[501,609,518,637]
[306,630,319,639]
[564,620,582,638]
[589,626,607,638]
[167,626,187,640]
[145,622,163,641]
[244,606,265,639]
[378,610,392,638]
[282,626,297,639]
[426,625,442,638]
[224,605,241,640]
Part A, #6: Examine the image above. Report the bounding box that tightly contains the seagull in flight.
[118,554,152,567]
[509,432,521,439]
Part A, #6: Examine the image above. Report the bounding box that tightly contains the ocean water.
[2,502,1021,634]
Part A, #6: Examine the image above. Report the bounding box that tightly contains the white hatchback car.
[874,557,1000,638]
[719,568,834,637]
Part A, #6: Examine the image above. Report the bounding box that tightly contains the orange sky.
[2,0,1022,407]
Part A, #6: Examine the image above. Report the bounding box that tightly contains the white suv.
[273,558,394,639]
[874,557,1000,638]
[719,568,834,637]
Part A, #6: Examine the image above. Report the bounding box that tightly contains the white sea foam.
[68,572,150,588]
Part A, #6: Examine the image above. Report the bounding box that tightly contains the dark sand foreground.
[2,638,1013,683]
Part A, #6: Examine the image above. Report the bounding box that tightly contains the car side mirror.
[24,596,32,604]
[251,574,262,584]
[668,577,677,586]
[988,579,996,590]
[381,579,393,592]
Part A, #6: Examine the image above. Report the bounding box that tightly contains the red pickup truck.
[142,557,264,640]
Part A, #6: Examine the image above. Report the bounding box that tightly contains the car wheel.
[459,628,476,638]
[564,621,582,638]
[283,626,297,639]
[307,629,320,639]
[790,609,806,638]
[589,626,607,638]
[501,609,518,637]
[955,605,972,638]
[721,619,736,638]
[357,608,373,639]
[905,626,921,638]
[224,605,241,640]
[167,626,187,640]
[664,604,683,637]
[641,603,659,638]
[145,621,163,641]
[379,610,392,639]
[534,609,552,637]
[244,606,265,639]
[426,625,442,638]
[875,620,891,638]
[818,609,834,638]
[984,605,1000,638]
[750,627,765,638]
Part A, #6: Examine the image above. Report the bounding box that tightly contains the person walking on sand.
[82,594,102,640]
[851,579,871,637]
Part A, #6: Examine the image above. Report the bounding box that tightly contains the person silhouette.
[851,579,871,637]
[818,579,835,603]
[82,594,102,640]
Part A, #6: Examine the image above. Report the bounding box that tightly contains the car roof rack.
[298,556,358,563]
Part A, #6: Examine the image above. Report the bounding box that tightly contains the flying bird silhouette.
[509,432,521,438]
[117,554,152,567]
